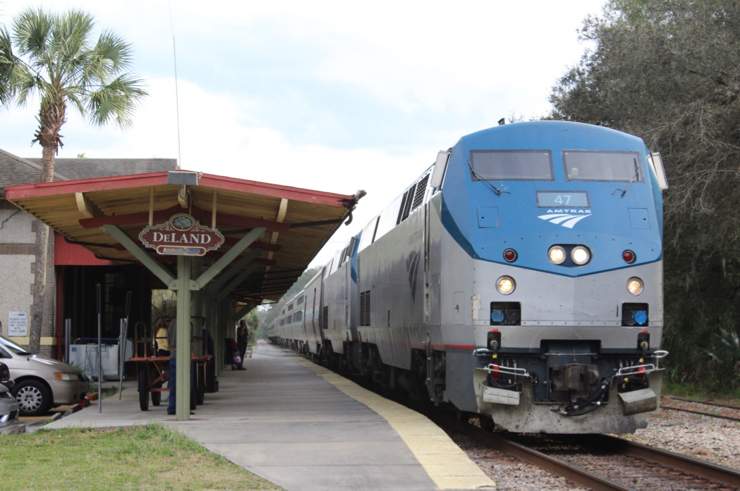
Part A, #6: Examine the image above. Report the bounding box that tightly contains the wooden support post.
[176,255,192,421]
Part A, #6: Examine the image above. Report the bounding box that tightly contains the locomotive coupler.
[550,362,600,402]
[554,378,611,417]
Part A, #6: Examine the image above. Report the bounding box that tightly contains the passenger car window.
[564,151,643,182]
[470,150,553,181]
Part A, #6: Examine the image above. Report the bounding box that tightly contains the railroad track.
[661,397,740,423]
[313,357,740,489]
[426,411,740,491]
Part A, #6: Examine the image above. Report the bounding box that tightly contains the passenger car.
[0,362,19,426]
[0,334,87,416]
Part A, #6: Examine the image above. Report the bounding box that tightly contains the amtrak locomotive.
[269,121,669,434]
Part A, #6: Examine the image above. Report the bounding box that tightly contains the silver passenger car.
[0,334,88,416]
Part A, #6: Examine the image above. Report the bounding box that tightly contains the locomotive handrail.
[614,364,661,377]
[652,349,669,369]
[482,363,532,379]
[652,350,669,359]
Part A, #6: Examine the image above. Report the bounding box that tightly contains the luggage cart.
[129,321,211,411]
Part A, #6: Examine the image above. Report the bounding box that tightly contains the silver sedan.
[0,334,88,416]
[0,362,19,426]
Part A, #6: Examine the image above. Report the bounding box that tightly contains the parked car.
[0,334,87,416]
[0,362,19,426]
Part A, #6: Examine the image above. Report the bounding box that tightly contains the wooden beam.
[205,248,262,295]
[177,185,189,209]
[101,225,176,287]
[193,227,266,290]
[80,204,289,233]
[229,303,255,324]
[212,191,217,229]
[148,188,154,226]
[75,192,102,219]
[218,264,259,301]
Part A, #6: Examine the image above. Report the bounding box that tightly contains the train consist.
[269,121,669,434]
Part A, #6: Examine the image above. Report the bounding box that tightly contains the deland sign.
[139,214,225,256]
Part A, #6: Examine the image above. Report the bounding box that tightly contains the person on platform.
[236,320,249,371]
[154,317,170,357]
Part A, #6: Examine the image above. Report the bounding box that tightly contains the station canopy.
[4,170,361,303]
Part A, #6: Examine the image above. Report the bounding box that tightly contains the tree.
[245,310,260,337]
[549,0,740,390]
[0,8,147,353]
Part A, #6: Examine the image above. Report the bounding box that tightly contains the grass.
[663,382,740,403]
[0,424,282,490]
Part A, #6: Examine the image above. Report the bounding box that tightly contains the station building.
[0,150,175,358]
[1,151,359,419]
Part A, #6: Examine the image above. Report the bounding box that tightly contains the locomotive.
[269,121,669,434]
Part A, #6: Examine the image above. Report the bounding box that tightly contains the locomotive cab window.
[469,150,553,181]
[564,151,643,182]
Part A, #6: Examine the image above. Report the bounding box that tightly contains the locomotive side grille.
[401,184,416,222]
[412,174,429,210]
[360,290,371,326]
[396,188,412,224]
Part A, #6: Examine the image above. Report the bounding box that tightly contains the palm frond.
[56,9,94,58]
[94,30,133,74]
[85,73,147,128]
[13,7,53,60]
[0,26,17,105]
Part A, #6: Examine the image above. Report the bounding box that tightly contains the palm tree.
[0,8,147,353]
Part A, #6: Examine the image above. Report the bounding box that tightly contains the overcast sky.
[0,0,605,267]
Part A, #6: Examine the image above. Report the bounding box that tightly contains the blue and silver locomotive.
[271,121,669,434]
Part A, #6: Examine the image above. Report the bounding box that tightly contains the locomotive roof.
[458,120,645,150]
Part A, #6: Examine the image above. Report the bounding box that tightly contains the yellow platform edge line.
[293,357,495,490]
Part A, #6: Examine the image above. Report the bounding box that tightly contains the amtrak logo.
[538,209,592,229]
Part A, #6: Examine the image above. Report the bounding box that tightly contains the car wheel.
[13,380,51,416]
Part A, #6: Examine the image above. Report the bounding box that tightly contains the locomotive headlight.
[627,277,644,296]
[571,246,591,265]
[496,276,516,295]
[548,246,566,264]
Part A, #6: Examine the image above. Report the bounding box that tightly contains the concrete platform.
[45,342,494,491]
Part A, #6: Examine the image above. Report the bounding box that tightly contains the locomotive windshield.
[470,150,553,181]
[564,151,643,182]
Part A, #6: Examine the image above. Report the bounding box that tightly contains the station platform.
[46,342,494,491]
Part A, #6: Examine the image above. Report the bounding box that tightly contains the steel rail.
[661,404,740,422]
[591,434,740,488]
[426,413,633,491]
[668,396,740,411]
